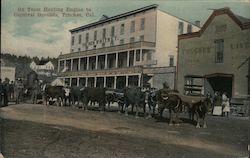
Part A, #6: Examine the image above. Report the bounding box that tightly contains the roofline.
[178,7,250,40]
[158,9,201,28]
[70,4,159,33]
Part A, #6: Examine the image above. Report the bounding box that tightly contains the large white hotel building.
[58,4,200,89]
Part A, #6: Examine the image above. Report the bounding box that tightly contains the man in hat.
[15,78,24,104]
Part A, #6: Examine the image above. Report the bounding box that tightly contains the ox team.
[1,78,215,128]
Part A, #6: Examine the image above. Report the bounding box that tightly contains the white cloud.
[1,17,84,58]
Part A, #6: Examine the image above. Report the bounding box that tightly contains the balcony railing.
[58,66,176,77]
[59,67,143,77]
[134,60,157,66]
[59,41,156,59]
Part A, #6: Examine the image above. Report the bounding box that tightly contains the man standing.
[15,78,24,104]
[0,79,4,107]
[3,78,10,106]
[31,80,39,104]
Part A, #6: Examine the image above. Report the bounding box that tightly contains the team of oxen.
[43,83,212,128]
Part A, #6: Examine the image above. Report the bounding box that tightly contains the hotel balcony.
[58,41,156,59]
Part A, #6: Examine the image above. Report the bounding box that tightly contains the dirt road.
[0,104,249,158]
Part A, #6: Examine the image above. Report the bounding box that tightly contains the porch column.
[70,59,73,71]
[70,78,72,86]
[78,58,81,71]
[77,77,80,86]
[85,77,88,87]
[115,52,118,68]
[140,49,142,61]
[127,51,130,67]
[114,76,117,89]
[64,60,66,70]
[133,50,136,65]
[104,54,108,69]
[125,75,129,87]
[95,56,98,70]
[104,76,106,88]
[86,56,89,70]
[138,75,141,87]
[58,60,60,72]
[94,77,97,87]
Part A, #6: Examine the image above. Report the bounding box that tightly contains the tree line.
[0,53,58,79]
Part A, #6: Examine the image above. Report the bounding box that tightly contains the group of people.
[212,91,231,117]
[0,78,41,107]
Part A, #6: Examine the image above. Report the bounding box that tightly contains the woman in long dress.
[222,92,230,117]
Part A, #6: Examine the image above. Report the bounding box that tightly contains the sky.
[1,0,250,58]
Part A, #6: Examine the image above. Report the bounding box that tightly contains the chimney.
[195,20,201,27]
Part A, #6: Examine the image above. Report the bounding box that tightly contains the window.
[78,35,82,44]
[102,28,106,39]
[94,31,97,40]
[140,35,144,41]
[140,18,145,30]
[71,36,75,45]
[85,45,88,50]
[147,52,152,60]
[215,39,224,63]
[178,22,184,35]
[93,45,97,49]
[110,39,114,46]
[71,49,74,52]
[120,39,124,45]
[78,48,81,52]
[130,21,135,33]
[130,37,135,43]
[102,42,105,47]
[111,26,115,37]
[187,24,192,33]
[120,24,124,35]
[86,33,89,42]
[169,56,174,66]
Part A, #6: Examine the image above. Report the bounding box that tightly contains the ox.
[123,87,148,118]
[43,85,66,106]
[81,87,106,111]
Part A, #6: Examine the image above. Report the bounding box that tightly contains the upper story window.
[169,55,174,67]
[110,39,114,46]
[102,28,106,39]
[71,36,75,45]
[94,30,97,41]
[140,35,144,41]
[120,24,125,35]
[111,26,115,37]
[215,39,224,63]
[78,35,82,44]
[140,18,145,30]
[130,21,135,33]
[187,24,192,33]
[86,33,89,42]
[130,37,135,43]
[178,21,184,35]
[120,39,124,45]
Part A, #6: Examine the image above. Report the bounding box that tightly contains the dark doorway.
[206,74,233,98]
